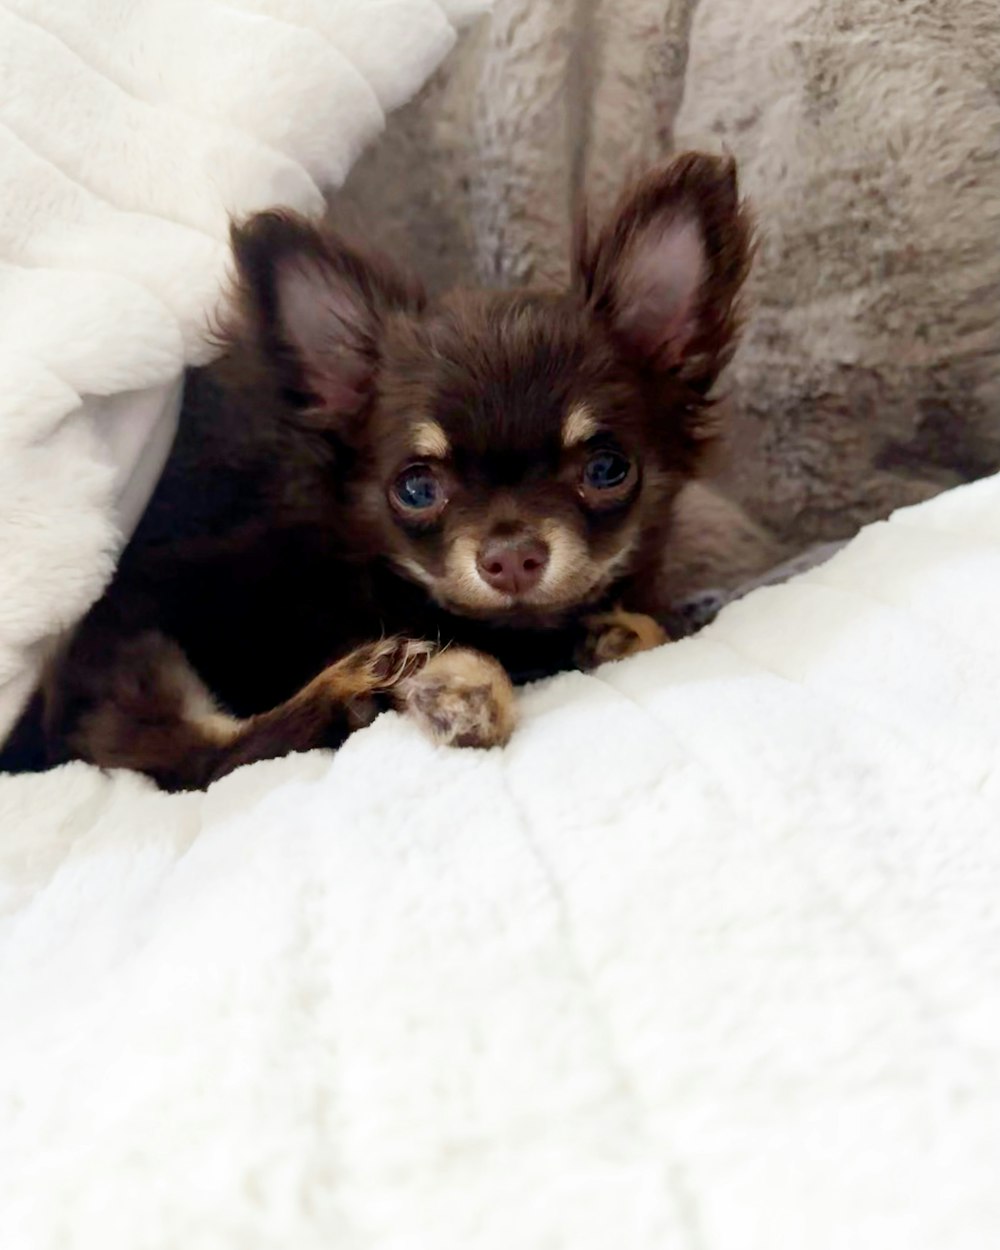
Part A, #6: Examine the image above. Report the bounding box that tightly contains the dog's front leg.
[62,632,435,790]
[575,607,669,669]
[396,648,517,749]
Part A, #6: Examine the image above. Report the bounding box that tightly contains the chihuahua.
[1,152,753,791]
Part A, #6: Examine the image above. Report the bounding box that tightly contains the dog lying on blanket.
[2,153,758,791]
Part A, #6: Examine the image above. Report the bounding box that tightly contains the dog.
[0,152,755,791]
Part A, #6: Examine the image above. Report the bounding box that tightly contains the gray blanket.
[340,0,1000,548]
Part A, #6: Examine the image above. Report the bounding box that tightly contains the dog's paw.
[577,607,668,669]
[399,648,516,749]
[330,637,436,694]
[324,638,437,729]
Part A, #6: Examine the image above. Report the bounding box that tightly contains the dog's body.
[2,154,763,791]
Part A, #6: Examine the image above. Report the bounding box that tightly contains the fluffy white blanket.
[2,473,999,1249]
[0,0,481,738]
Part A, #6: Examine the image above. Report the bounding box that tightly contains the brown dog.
[2,153,757,790]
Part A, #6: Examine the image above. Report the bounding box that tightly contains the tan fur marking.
[444,531,510,610]
[312,637,437,702]
[399,647,516,749]
[562,404,599,447]
[194,710,243,745]
[167,656,243,744]
[71,633,243,768]
[411,421,450,460]
[441,521,599,615]
[537,518,594,597]
[578,607,668,669]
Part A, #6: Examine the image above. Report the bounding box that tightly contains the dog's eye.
[583,450,631,490]
[579,447,637,507]
[390,464,447,518]
[579,447,637,508]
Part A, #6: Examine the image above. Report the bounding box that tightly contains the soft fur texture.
[339,0,1000,544]
[6,154,755,790]
[0,0,485,742]
[2,474,1000,1248]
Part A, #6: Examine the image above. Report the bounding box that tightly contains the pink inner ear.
[616,215,706,365]
[276,259,373,413]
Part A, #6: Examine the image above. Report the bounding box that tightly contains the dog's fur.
[1,153,757,791]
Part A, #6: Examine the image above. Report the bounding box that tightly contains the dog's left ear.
[578,153,754,391]
[228,211,425,423]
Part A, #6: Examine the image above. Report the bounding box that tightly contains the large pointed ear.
[578,153,753,391]
[227,211,425,420]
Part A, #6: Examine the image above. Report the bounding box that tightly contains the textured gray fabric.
[338,0,1000,549]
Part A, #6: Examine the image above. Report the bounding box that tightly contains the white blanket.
[0,0,481,738]
[2,473,999,1249]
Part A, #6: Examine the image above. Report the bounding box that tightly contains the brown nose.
[476,536,550,596]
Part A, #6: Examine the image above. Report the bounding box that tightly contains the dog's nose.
[476,536,550,596]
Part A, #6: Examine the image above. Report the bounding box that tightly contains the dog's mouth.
[429,569,620,629]
[392,533,637,628]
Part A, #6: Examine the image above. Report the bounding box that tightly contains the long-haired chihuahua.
[2,152,753,790]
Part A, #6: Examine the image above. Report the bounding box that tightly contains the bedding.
[3,2,999,1242]
[0,0,484,743]
[2,472,999,1249]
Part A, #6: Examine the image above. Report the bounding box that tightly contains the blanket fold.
[0,0,483,738]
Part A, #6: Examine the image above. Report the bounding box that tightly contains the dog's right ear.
[577,153,753,394]
[228,212,425,421]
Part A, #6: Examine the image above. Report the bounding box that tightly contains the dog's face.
[230,153,752,626]
[365,298,659,623]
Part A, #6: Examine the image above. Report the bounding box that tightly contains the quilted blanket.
[2,473,999,1249]
[0,0,482,740]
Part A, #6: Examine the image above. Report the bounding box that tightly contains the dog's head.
[229,153,753,626]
